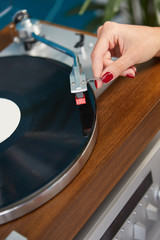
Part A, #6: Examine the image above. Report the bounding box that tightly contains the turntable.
[0,10,98,224]
[1,8,160,240]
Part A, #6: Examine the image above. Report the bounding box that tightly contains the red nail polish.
[126,74,135,78]
[95,81,98,89]
[102,72,113,83]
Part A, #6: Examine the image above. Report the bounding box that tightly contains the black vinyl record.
[0,55,96,220]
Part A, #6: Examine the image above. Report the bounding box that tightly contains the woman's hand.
[91,22,160,88]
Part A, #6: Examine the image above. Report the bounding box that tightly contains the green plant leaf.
[82,2,106,11]
[66,2,106,16]
[84,16,104,32]
[139,0,149,25]
[139,0,149,11]
[102,0,125,22]
[157,0,160,9]
[154,0,160,11]
[79,0,92,15]
[127,0,135,24]
[66,5,82,16]
[153,0,160,25]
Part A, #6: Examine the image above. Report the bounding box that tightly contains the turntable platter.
[0,55,97,224]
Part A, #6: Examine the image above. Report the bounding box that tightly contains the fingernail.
[126,74,135,78]
[95,81,98,89]
[102,72,113,83]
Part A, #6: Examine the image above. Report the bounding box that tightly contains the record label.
[0,98,21,143]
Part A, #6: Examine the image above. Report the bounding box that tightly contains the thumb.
[101,51,137,83]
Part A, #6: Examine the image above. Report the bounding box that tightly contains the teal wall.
[0,0,95,30]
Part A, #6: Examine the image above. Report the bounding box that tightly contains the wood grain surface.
[0,23,160,240]
[0,23,17,51]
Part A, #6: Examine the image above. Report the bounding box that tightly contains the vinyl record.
[0,55,97,224]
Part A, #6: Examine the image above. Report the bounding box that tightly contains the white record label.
[0,98,21,143]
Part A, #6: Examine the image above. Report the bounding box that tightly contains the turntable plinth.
[0,24,160,240]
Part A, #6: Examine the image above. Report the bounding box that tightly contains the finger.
[91,27,111,77]
[95,79,103,89]
[95,60,135,88]
[95,60,136,88]
[132,65,137,73]
[97,26,102,38]
[104,59,136,78]
[101,49,138,83]
[121,67,135,78]
[103,57,113,68]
